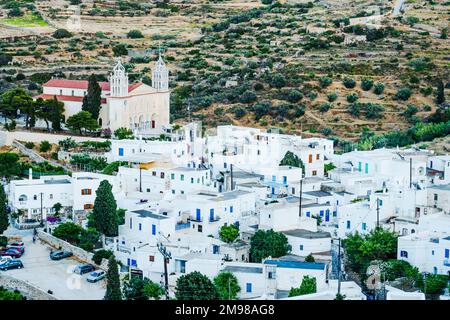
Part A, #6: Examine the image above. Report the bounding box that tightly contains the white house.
[282,229,332,257]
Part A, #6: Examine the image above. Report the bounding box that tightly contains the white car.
[86,270,106,283]
[0,256,13,266]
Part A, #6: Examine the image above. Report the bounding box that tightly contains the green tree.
[175,271,219,300]
[288,276,317,297]
[0,88,32,124]
[114,127,133,140]
[269,73,286,89]
[373,82,385,95]
[0,185,9,234]
[39,140,51,153]
[113,44,128,57]
[92,249,113,265]
[52,222,84,244]
[0,287,23,300]
[319,76,333,88]
[0,152,21,179]
[92,180,118,239]
[396,87,412,101]
[66,111,100,134]
[361,78,374,91]
[436,79,445,105]
[52,203,62,217]
[343,228,398,274]
[343,78,356,89]
[82,75,102,120]
[219,224,239,243]
[304,253,315,263]
[420,274,449,298]
[127,30,144,39]
[104,256,122,300]
[47,97,65,131]
[142,280,165,300]
[53,28,72,39]
[122,277,164,300]
[279,151,305,171]
[250,229,291,262]
[214,272,241,300]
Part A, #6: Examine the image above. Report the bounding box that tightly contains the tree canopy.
[213,272,241,300]
[250,229,291,262]
[104,256,122,300]
[0,184,9,234]
[92,180,118,237]
[82,75,102,120]
[219,224,239,243]
[175,271,219,300]
[288,275,317,297]
[66,111,99,134]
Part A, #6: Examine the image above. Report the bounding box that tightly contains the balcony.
[209,216,221,222]
[175,222,191,230]
[117,244,131,254]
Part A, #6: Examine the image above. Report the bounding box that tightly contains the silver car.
[86,270,106,283]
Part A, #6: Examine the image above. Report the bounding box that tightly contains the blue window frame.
[346,220,351,229]
[325,209,330,222]
[209,208,214,222]
[300,245,304,251]
[213,245,220,254]
[118,148,124,156]
[152,224,156,235]
[432,250,434,256]
[271,187,275,194]
[283,176,287,184]
[246,283,252,293]
[320,210,324,217]
[306,211,311,217]
[445,249,449,258]
[224,162,227,169]
[131,259,137,267]
[362,223,366,231]
[191,177,194,183]
[379,199,383,206]
[364,163,369,174]
[358,162,362,172]
[196,209,201,221]
[138,223,142,231]
[333,211,337,217]
[230,206,234,213]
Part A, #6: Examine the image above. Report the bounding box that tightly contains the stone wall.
[0,130,106,146]
[0,274,57,300]
[37,231,109,270]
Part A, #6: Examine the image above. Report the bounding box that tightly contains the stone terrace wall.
[0,130,106,146]
[37,231,109,270]
[0,274,57,300]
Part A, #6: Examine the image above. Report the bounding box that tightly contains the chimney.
[29,168,32,180]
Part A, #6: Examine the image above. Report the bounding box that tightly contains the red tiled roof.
[43,79,110,91]
[43,79,144,92]
[34,94,106,104]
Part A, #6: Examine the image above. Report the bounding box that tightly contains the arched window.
[18,194,27,202]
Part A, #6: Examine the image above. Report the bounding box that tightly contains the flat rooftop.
[264,259,326,270]
[130,210,169,220]
[282,229,331,239]
[429,184,450,191]
[304,191,332,198]
[223,266,263,274]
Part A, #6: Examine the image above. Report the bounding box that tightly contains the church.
[36,56,170,134]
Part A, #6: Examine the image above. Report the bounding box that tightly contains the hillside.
[0,0,448,145]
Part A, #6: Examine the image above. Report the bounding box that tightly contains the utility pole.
[409,157,412,189]
[337,238,341,296]
[158,243,172,300]
[40,192,43,228]
[228,276,231,300]
[298,176,303,217]
[230,164,234,191]
[139,167,142,192]
[376,198,380,230]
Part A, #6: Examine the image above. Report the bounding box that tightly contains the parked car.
[86,270,106,283]
[50,250,73,260]
[73,264,95,275]
[0,256,13,266]
[0,259,23,271]
[7,241,25,253]
[0,248,22,258]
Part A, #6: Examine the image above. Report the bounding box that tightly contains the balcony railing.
[175,222,191,230]
[209,216,221,222]
[117,245,131,254]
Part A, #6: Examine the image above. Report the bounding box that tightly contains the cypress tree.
[104,256,122,300]
[0,184,9,234]
[82,74,102,120]
[92,180,118,237]
[436,79,445,105]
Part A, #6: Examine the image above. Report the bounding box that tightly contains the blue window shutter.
[306,211,310,217]
[283,176,287,184]
[127,258,130,266]
[210,208,214,221]
[358,162,362,172]
[325,210,330,222]
[320,210,324,217]
[365,163,369,174]
[246,283,252,293]
[152,224,156,235]
[139,223,142,231]
[362,223,366,231]
[118,148,124,156]
[129,218,132,229]
[196,209,201,221]
[346,221,351,229]
[230,206,233,213]
[445,249,449,258]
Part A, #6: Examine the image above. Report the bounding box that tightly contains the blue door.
[271,187,275,194]
[445,249,449,258]
[118,148,124,156]
[234,221,240,230]
[196,209,201,221]
[246,283,252,293]
[325,209,330,222]
[210,208,214,222]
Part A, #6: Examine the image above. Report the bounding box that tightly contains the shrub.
[373,82,385,95]
[346,92,359,103]
[39,141,51,153]
[240,90,257,104]
[52,29,72,39]
[24,142,34,149]
[92,249,114,265]
[320,127,333,136]
[343,78,356,89]
[361,78,373,91]
[127,30,144,39]
[231,106,247,119]
[396,87,412,101]
[319,76,333,88]
[327,92,338,102]
[404,104,419,118]
[269,73,286,88]
[319,102,332,113]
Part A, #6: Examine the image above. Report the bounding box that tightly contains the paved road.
[2,227,106,300]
